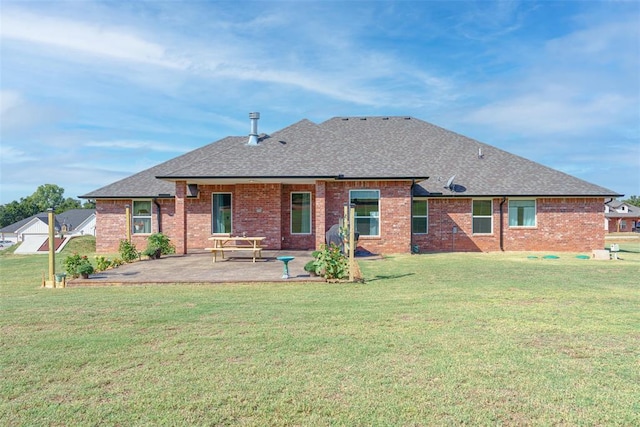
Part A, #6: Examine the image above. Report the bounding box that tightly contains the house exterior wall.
[607,217,640,232]
[95,190,605,255]
[413,197,606,253]
[322,180,413,254]
[281,184,316,250]
[95,199,176,253]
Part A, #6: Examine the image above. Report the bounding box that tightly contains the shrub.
[119,240,139,263]
[77,261,94,277]
[111,258,125,268]
[63,253,83,278]
[63,253,94,278]
[311,244,349,280]
[143,233,175,259]
[94,255,112,272]
[304,260,317,275]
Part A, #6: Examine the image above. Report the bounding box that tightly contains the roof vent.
[247,112,260,145]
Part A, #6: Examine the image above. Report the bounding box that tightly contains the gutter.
[153,199,162,233]
[410,180,415,253]
[499,196,506,251]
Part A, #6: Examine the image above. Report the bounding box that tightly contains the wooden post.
[349,204,355,282]
[125,204,132,242]
[47,208,55,287]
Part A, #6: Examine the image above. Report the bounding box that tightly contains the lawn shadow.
[365,272,415,282]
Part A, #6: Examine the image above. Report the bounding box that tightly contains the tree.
[0,184,91,228]
[622,195,640,207]
[26,184,66,212]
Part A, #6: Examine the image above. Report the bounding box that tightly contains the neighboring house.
[0,209,96,254]
[82,115,620,255]
[605,201,640,232]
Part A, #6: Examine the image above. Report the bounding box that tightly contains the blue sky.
[1,0,638,204]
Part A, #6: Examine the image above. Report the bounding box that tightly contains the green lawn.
[1,239,639,426]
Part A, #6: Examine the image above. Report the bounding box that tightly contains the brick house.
[605,201,640,232]
[81,115,620,254]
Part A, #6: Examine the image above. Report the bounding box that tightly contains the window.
[133,200,152,234]
[412,199,428,234]
[291,192,312,234]
[350,190,380,237]
[472,200,492,234]
[509,199,536,227]
[212,193,232,234]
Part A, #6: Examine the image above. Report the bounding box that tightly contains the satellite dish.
[444,175,456,191]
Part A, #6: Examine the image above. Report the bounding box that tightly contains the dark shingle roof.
[81,116,620,198]
[0,209,95,233]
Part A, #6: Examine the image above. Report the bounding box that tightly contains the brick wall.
[322,180,413,254]
[413,197,606,252]
[96,188,605,255]
[95,198,175,253]
[281,184,316,250]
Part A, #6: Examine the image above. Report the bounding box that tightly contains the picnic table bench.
[205,236,265,263]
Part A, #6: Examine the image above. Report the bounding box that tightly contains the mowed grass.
[1,238,639,426]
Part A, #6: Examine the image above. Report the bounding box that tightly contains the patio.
[67,250,324,286]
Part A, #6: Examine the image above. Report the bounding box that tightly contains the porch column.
[314,181,326,249]
[175,181,187,254]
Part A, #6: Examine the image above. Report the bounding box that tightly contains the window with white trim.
[350,189,380,237]
[133,200,152,234]
[509,199,536,227]
[291,192,312,234]
[412,199,428,234]
[472,200,492,234]
[212,193,232,234]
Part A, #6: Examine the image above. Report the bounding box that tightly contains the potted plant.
[143,233,175,260]
[77,257,95,279]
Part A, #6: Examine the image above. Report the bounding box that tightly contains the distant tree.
[0,184,92,227]
[623,195,640,207]
[27,184,66,212]
[56,197,82,213]
[0,200,33,228]
[82,200,96,209]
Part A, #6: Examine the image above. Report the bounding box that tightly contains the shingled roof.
[81,116,619,199]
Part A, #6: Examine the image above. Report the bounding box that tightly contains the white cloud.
[0,9,188,69]
[86,140,194,153]
[0,145,38,163]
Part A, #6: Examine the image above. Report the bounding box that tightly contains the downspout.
[410,180,415,253]
[499,196,506,251]
[153,199,162,233]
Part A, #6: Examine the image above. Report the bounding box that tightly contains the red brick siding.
[95,198,176,253]
[322,181,413,254]
[314,181,326,250]
[281,184,316,250]
[413,197,606,252]
[182,184,283,251]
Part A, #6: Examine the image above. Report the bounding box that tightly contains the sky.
[1,0,639,204]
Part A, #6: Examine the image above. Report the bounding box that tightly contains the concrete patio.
[67,250,324,286]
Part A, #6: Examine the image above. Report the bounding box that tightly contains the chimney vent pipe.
[248,112,260,145]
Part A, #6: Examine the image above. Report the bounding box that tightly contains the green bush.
[118,239,139,263]
[143,233,175,259]
[77,261,94,277]
[63,253,94,278]
[63,253,83,278]
[311,244,349,280]
[94,255,112,272]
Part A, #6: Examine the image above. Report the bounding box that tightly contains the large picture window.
[350,190,380,237]
[291,192,312,234]
[509,199,536,227]
[412,199,428,234]
[132,200,152,234]
[472,200,492,234]
[212,193,232,234]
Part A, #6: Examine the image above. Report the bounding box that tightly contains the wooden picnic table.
[205,236,265,263]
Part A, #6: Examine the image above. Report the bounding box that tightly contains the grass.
[1,237,639,425]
